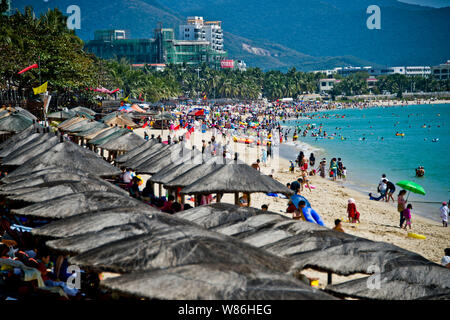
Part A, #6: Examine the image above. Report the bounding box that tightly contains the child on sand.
[402,204,413,230]
[347,198,360,223]
[332,219,345,233]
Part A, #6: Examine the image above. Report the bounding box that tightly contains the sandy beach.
[133,125,449,268]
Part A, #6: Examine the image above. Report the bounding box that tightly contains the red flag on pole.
[18,63,38,74]
[142,121,148,128]
[174,124,180,131]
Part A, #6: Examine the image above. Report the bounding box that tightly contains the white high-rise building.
[179,16,224,52]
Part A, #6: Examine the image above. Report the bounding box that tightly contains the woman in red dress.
[347,198,360,223]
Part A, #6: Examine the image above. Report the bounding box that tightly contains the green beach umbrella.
[396,180,426,201]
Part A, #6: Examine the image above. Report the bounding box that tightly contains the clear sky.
[398,0,450,7]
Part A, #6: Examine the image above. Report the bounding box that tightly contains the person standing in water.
[440,202,448,227]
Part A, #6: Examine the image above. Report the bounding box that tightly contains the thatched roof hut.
[98,132,145,152]
[104,114,137,128]
[115,139,158,164]
[57,116,86,130]
[70,106,96,116]
[175,203,445,296]
[6,141,121,178]
[122,143,167,169]
[82,127,115,141]
[88,128,129,146]
[1,166,87,184]
[2,135,58,166]
[0,132,42,158]
[164,162,224,189]
[68,224,292,274]
[75,123,108,138]
[180,164,293,196]
[134,145,198,175]
[59,119,90,132]
[2,176,127,203]
[32,207,161,238]
[14,107,38,121]
[100,263,336,300]
[0,125,38,153]
[149,162,200,185]
[326,265,450,300]
[11,191,145,219]
[63,120,100,134]
[47,110,75,121]
[0,112,34,133]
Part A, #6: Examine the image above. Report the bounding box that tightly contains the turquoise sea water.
[281,104,450,222]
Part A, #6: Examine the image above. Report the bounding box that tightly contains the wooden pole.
[235,192,239,205]
[246,192,251,207]
[327,272,332,285]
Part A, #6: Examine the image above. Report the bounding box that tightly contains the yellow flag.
[33,81,48,95]
[123,95,130,102]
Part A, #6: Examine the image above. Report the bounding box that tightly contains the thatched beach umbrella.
[0,112,34,133]
[98,132,145,152]
[75,123,107,138]
[2,177,127,203]
[100,263,336,300]
[0,170,125,194]
[125,143,180,170]
[14,107,38,121]
[0,125,38,153]
[32,207,162,238]
[1,134,59,166]
[47,110,75,121]
[104,114,137,128]
[88,128,128,146]
[122,143,167,169]
[70,106,96,116]
[0,132,42,158]
[11,191,146,219]
[57,116,86,130]
[180,164,293,205]
[0,166,87,184]
[46,222,157,255]
[63,120,100,134]
[326,264,450,300]
[59,119,90,132]
[115,139,158,164]
[164,162,224,190]
[68,224,292,274]
[134,145,196,175]
[6,140,121,178]
[82,127,116,141]
[149,162,200,185]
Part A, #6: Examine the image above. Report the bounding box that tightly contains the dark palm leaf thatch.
[134,145,199,175]
[68,224,292,274]
[2,135,59,166]
[75,123,108,138]
[180,164,293,195]
[164,162,225,189]
[149,162,200,185]
[0,125,38,153]
[32,207,167,238]
[1,167,87,184]
[0,112,34,133]
[98,132,145,152]
[325,264,450,300]
[82,127,114,140]
[122,143,167,168]
[3,177,127,203]
[57,116,86,130]
[70,106,96,116]
[59,119,90,132]
[47,110,75,120]
[63,120,101,133]
[88,128,128,145]
[0,132,42,158]
[11,191,145,219]
[100,263,336,300]
[6,141,121,178]
[115,139,157,163]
